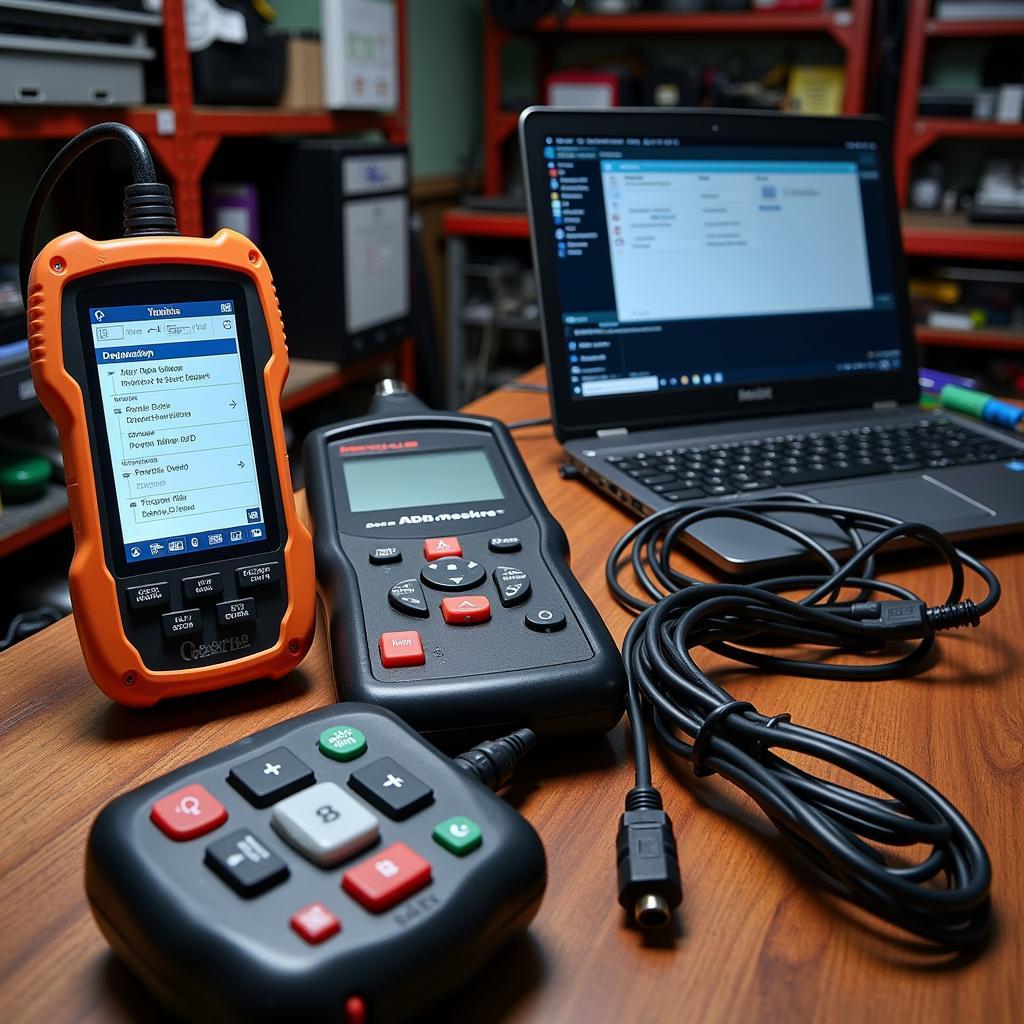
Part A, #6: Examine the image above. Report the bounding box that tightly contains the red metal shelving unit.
[894,1,1024,355]
[894,1,1024,206]
[482,0,873,195]
[915,325,1024,351]
[0,0,409,235]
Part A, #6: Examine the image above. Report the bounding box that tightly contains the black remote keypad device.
[86,704,546,1023]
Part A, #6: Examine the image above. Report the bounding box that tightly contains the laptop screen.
[521,110,918,438]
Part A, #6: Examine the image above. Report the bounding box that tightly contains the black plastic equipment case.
[303,397,626,740]
[85,703,546,1023]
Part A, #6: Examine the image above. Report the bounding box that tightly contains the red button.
[342,841,432,912]
[290,902,341,944]
[424,536,462,560]
[150,784,227,841]
[378,630,425,668]
[441,595,491,625]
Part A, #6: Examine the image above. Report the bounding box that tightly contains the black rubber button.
[493,566,531,607]
[216,598,256,627]
[236,562,281,590]
[228,747,315,808]
[388,578,429,618]
[162,608,202,638]
[370,546,402,565]
[204,829,289,896]
[126,582,170,610]
[488,536,522,554]
[348,756,434,821]
[182,573,223,601]
[525,608,566,633]
[420,557,486,592]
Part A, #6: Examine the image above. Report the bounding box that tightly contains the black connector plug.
[454,728,536,792]
[616,787,682,930]
[850,599,930,639]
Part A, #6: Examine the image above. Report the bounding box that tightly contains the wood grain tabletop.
[1,366,1022,1023]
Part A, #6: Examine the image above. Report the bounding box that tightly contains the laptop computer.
[519,107,1024,573]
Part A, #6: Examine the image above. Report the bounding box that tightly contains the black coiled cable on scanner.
[19,122,178,305]
[607,494,998,947]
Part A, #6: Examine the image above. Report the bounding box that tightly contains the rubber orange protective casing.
[27,229,315,706]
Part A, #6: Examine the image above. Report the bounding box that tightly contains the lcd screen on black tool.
[342,449,504,512]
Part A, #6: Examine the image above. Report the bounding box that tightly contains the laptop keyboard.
[606,416,1022,502]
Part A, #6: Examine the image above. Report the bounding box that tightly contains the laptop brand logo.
[737,386,773,403]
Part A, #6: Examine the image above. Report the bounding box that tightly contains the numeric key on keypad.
[272,781,379,866]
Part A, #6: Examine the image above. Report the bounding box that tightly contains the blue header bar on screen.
[88,300,235,323]
[600,160,859,174]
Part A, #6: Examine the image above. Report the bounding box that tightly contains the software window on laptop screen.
[602,159,873,322]
[542,134,903,401]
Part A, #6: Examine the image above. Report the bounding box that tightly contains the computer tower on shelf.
[260,141,411,364]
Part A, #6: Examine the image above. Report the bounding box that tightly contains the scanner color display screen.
[342,449,504,512]
[88,299,266,565]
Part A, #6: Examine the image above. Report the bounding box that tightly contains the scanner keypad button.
[126,582,170,610]
[342,841,432,912]
[216,598,256,626]
[183,573,223,601]
[420,557,485,591]
[379,630,426,668]
[236,562,280,590]
[388,578,429,617]
[151,784,227,840]
[441,595,491,625]
[370,546,402,565]
[488,536,521,553]
[348,756,434,820]
[229,747,315,808]
[291,902,341,944]
[162,608,202,638]
[272,782,379,866]
[433,816,483,856]
[525,608,567,633]
[424,537,462,560]
[493,566,531,607]
[205,828,289,896]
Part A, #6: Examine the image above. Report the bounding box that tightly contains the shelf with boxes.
[0,0,409,234]
[894,0,1024,268]
[482,0,872,194]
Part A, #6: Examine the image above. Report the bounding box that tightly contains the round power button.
[525,608,566,633]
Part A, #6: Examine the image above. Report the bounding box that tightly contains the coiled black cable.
[608,494,997,947]
[19,122,177,304]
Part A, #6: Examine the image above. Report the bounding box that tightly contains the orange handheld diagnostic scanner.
[22,124,314,705]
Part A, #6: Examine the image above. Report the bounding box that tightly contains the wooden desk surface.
[2,368,1022,1023]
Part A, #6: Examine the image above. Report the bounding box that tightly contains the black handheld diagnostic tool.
[303,381,625,737]
[86,703,546,1023]
[21,123,315,704]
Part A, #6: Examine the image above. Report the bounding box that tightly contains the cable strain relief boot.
[453,728,536,791]
[122,182,178,237]
[927,599,980,631]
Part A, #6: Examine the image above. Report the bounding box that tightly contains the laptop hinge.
[596,427,629,437]
[872,400,899,410]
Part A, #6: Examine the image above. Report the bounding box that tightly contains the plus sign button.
[228,746,316,808]
[348,756,434,820]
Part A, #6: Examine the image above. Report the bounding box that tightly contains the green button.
[318,724,367,762]
[432,816,482,856]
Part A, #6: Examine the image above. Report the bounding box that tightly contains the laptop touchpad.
[808,475,991,533]
[682,476,989,575]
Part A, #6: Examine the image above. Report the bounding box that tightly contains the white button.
[271,782,379,866]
